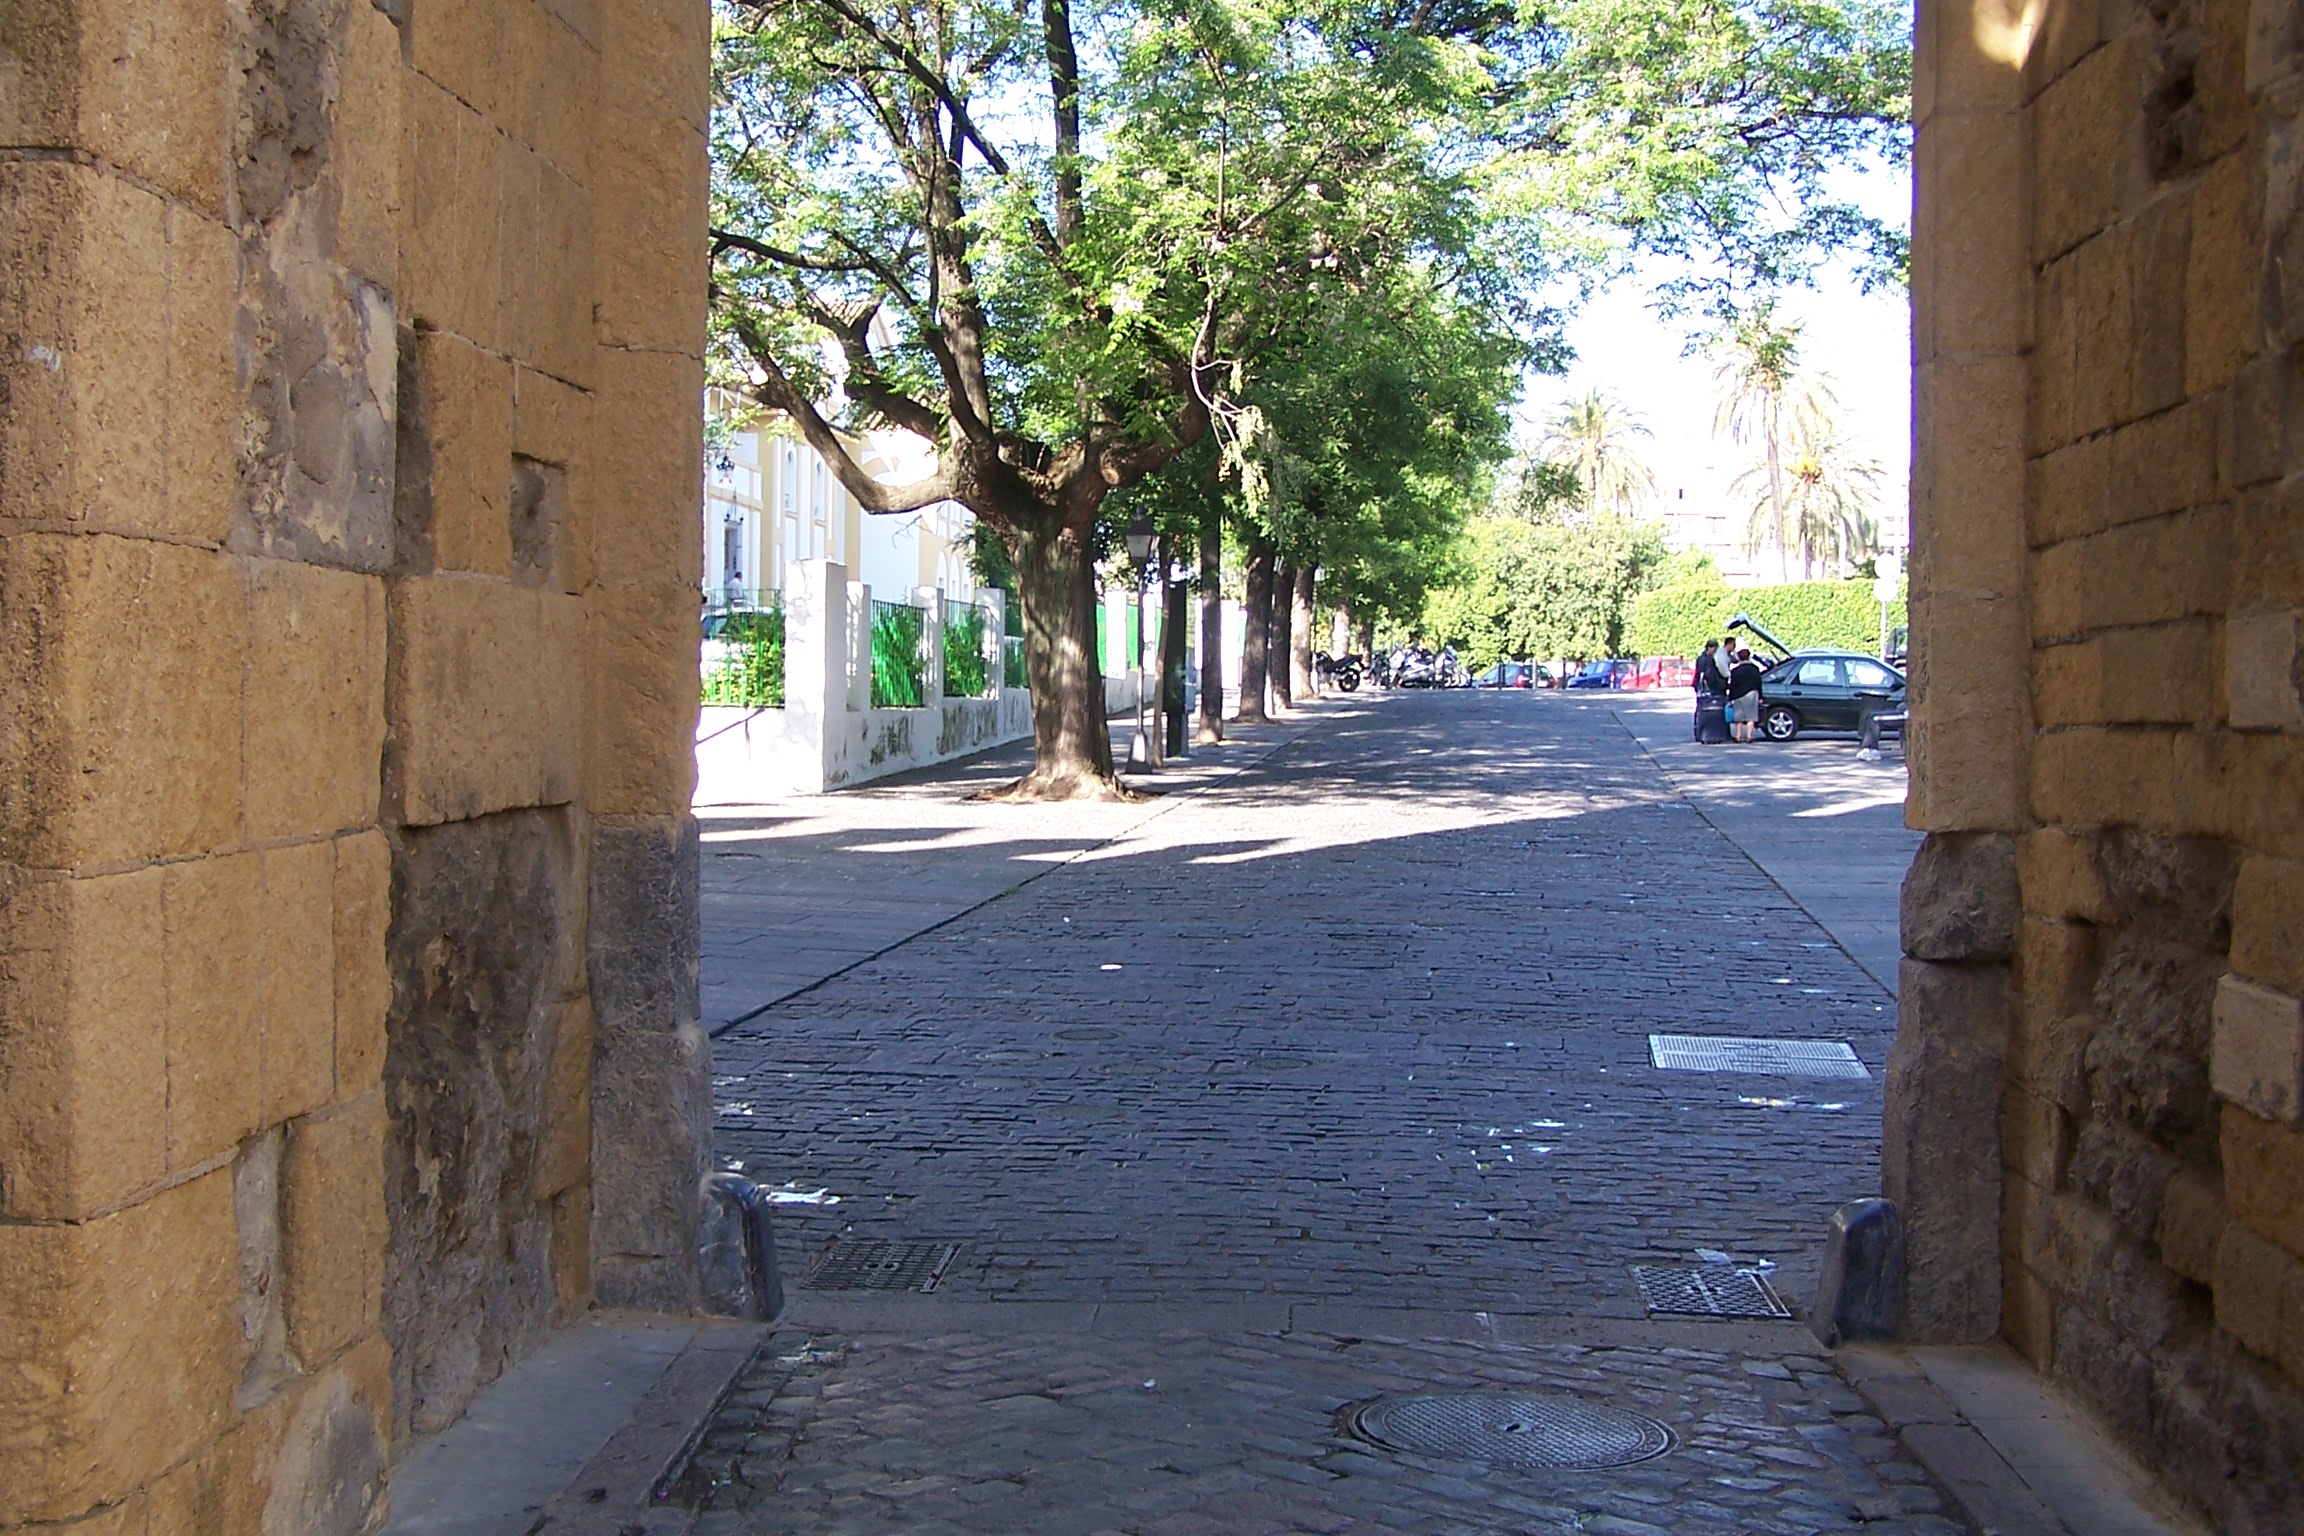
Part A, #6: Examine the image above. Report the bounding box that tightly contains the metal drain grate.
[802,1240,960,1293]
[1648,1034,1870,1080]
[1346,1392,1673,1469]
[1632,1265,1790,1319]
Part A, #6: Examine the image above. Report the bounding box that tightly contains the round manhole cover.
[1345,1392,1672,1470]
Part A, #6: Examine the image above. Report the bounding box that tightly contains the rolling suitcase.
[1695,696,1729,744]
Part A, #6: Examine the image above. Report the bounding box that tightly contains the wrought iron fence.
[942,599,991,698]
[869,599,927,707]
[700,589,784,707]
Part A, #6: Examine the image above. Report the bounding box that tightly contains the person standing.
[1693,639,1727,743]
[1726,645,1765,743]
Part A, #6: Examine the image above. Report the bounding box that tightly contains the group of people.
[1695,636,1767,743]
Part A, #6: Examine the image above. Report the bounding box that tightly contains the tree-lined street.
[692,692,1945,1532]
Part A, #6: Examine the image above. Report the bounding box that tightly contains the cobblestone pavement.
[703,692,1941,1533]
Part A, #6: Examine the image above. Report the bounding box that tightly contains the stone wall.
[1901,0,2304,1526]
[0,0,707,1527]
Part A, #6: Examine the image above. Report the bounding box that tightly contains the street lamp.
[1125,514,1155,768]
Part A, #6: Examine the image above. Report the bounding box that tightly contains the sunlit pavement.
[677,690,1989,1534]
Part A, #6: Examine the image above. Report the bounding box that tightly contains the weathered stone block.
[2030,726,2177,831]
[2095,619,2214,724]
[536,995,593,1203]
[333,830,391,1098]
[406,0,509,140]
[384,808,577,1440]
[1903,590,2030,833]
[244,562,387,841]
[2187,148,2261,396]
[1912,354,2028,589]
[2088,930,2224,1158]
[597,0,712,130]
[0,1168,239,1524]
[1914,107,2025,360]
[387,574,583,826]
[2030,30,2140,265]
[0,867,168,1220]
[2227,608,2304,728]
[2129,195,2192,420]
[400,72,502,345]
[2095,826,2239,944]
[394,328,514,578]
[1885,957,2012,1341]
[162,853,264,1172]
[2159,1166,2230,1285]
[262,841,338,1128]
[552,1182,593,1320]
[2068,1110,2180,1245]
[333,1,405,291]
[2018,826,2116,922]
[282,1091,387,1365]
[2005,1082,2076,1191]
[2214,1220,2304,1367]
[2224,1106,2304,1258]
[2215,974,2304,1126]
[2108,396,2227,533]
[587,815,706,1312]
[586,581,702,816]
[590,348,705,587]
[2234,854,2304,999]
[1903,830,2019,960]
[2027,431,2112,550]
[1,0,230,214]
[592,118,707,354]
[2069,227,2136,440]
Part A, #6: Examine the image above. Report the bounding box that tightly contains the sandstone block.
[333,831,392,1098]
[1884,957,2012,1341]
[0,867,168,1220]
[406,0,508,130]
[1902,591,2030,832]
[2030,725,2178,830]
[2158,1165,2230,1285]
[2233,855,2304,997]
[2217,975,2304,1125]
[282,1092,387,1364]
[2227,609,2304,728]
[2128,195,2192,420]
[590,348,705,587]
[0,1168,239,1524]
[2220,732,2304,859]
[387,575,583,826]
[1903,830,2018,960]
[2028,433,2113,549]
[162,854,264,1171]
[2,0,229,215]
[1913,108,2025,359]
[584,582,700,816]
[528,2,602,182]
[244,562,387,841]
[553,1183,593,1320]
[597,0,712,129]
[396,329,514,578]
[0,535,243,866]
[1912,354,2027,589]
[2019,827,2116,922]
[2108,396,2227,534]
[257,1338,389,1536]
[592,115,708,354]
[2187,149,2261,396]
[400,73,502,345]
[164,206,238,548]
[2214,1221,2304,1369]
[520,160,598,386]
[2031,36,2139,264]
[2031,638,2098,728]
[333,1,405,292]
[2067,227,2135,442]
[2230,353,2304,491]
[2004,1083,2075,1192]
[2003,1261,2055,1369]
[262,841,340,1128]
[2224,1106,2304,1257]
[2093,619,2213,724]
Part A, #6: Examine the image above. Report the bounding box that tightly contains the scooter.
[1392,648,1438,688]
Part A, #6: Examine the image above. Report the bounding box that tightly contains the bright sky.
[1514,162,1913,569]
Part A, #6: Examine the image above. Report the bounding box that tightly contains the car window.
[1796,658,1842,685]
[1846,659,1898,688]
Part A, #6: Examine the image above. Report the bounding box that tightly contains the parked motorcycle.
[1392,647,1439,688]
[1320,652,1363,692]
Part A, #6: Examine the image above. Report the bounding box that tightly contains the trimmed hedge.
[1629,576,1905,659]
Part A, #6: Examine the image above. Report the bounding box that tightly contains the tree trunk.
[1270,562,1296,710]
[1289,565,1316,700]
[1162,545,1189,757]
[1238,536,1274,724]
[1354,616,1374,656]
[1002,516,1125,799]
[1195,505,1224,744]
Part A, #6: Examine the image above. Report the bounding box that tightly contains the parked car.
[1472,661,1536,689]
[1627,657,1694,690]
[1755,650,1906,740]
[1565,659,1637,690]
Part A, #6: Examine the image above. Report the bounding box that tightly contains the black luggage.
[1695,697,1729,744]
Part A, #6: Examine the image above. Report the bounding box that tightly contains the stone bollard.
[699,1173,785,1321]
[1810,1198,1904,1346]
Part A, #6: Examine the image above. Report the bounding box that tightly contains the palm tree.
[1733,431,1882,578]
[1539,390,1657,518]
[1710,304,1834,580]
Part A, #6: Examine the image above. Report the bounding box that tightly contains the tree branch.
[730,314,956,514]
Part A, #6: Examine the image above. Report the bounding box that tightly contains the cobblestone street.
[701,692,1946,1533]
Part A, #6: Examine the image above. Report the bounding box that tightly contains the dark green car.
[1755,650,1907,740]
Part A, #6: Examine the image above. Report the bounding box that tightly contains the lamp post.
[1124,514,1155,768]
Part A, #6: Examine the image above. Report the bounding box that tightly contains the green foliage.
[869,601,926,708]
[1419,512,1670,669]
[701,608,786,707]
[943,605,990,698]
[1628,574,1907,658]
[1003,635,1028,690]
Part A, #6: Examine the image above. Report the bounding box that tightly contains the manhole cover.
[1345,1392,1672,1469]
[1631,1264,1790,1319]
[1648,1035,1870,1080]
[802,1240,960,1293]
[1054,1027,1118,1042]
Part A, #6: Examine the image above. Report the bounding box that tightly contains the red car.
[1627,657,1694,690]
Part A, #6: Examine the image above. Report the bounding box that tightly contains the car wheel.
[1761,704,1800,741]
